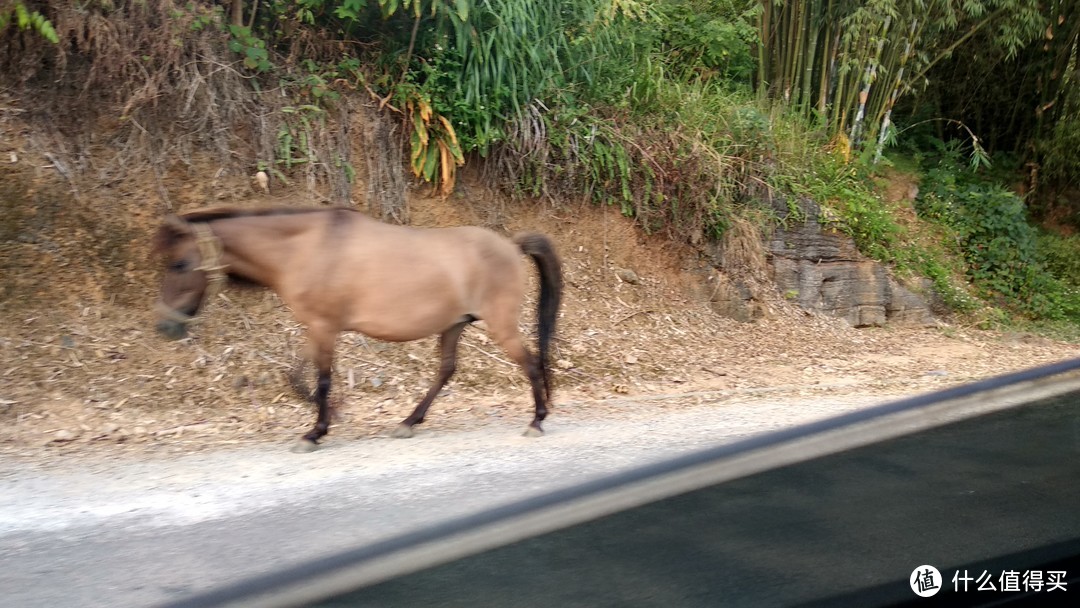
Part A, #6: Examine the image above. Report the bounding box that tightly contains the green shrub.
[657,0,757,82]
[779,149,902,261]
[1037,233,1080,287]
[917,157,1079,321]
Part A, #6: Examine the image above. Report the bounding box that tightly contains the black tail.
[514,233,563,401]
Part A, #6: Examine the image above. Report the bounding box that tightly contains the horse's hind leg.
[490,328,547,437]
[518,347,547,437]
[292,325,336,453]
[392,320,469,439]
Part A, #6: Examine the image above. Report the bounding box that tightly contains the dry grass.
[718,214,769,279]
[0,1,354,205]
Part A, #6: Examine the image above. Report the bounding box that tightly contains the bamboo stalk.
[831,31,856,133]
[790,0,806,105]
[874,18,919,163]
[820,23,840,118]
[757,0,772,97]
[780,0,795,101]
[801,0,821,114]
[850,15,891,146]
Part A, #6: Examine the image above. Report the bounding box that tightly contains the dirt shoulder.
[1,148,1078,466]
[2,298,1077,467]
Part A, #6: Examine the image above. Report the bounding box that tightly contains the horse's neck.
[213,215,315,287]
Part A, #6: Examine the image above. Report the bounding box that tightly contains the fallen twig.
[615,309,655,324]
[460,341,516,368]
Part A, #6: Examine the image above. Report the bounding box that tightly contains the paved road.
[0,392,894,607]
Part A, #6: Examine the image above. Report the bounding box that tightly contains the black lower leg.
[302,371,332,443]
[401,321,467,429]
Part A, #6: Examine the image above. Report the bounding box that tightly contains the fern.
[0,2,59,43]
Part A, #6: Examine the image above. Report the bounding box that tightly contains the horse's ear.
[153,216,192,254]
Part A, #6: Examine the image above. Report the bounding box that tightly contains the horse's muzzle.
[155,300,197,340]
[155,300,199,343]
[156,318,188,340]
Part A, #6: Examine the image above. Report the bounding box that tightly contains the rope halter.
[156,221,228,325]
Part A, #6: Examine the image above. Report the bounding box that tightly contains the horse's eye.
[168,260,189,272]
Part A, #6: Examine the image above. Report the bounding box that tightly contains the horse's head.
[153,216,224,340]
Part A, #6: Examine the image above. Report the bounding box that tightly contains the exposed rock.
[615,268,641,285]
[696,272,767,323]
[766,195,935,327]
[887,277,937,325]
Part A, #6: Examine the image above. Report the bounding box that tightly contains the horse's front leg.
[292,326,336,453]
[392,320,470,438]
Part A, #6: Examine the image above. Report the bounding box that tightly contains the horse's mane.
[179,206,358,223]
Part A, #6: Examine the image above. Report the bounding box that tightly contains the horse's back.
[350,220,519,273]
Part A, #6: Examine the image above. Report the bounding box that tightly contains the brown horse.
[153,207,562,452]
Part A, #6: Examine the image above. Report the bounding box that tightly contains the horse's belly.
[347,304,468,342]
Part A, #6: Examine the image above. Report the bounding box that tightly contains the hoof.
[290,439,319,453]
[523,426,544,438]
[390,423,415,439]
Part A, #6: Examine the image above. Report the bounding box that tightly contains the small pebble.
[53,429,78,442]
